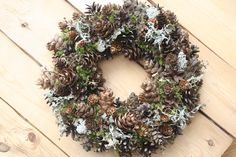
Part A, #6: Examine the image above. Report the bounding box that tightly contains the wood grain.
[100,55,148,100]
[0,30,232,157]
[0,99,67,157]
[222,140,236,157]
[0,0,75,66]
[0,0,234,156]
[151,0,236,69]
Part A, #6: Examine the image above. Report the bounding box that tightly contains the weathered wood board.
[0,0,235,156]
[0,99,67,157]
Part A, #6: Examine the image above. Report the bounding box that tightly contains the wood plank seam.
[148,0,236,71]
[200,110,235,138]
[0,97,70,157]
[0,29,42,67]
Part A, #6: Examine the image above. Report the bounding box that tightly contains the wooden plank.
[68,0,236,138]
[0,99,68,157]
[223,140,236,157]
[150,0,236,69]
[0,0,75,66]
[0,30,232,156]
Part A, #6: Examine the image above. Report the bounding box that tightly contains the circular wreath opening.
[38,1,205,157]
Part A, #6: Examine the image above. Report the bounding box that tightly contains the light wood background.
[0,0,235,157]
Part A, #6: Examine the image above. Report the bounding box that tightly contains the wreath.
[38,0,205,157]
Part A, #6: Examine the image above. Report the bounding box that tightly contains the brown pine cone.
[68,30,78,41]
[111,42,122,55]
[92,20,114,39]
[165,53,177,65]
[102,4,120,16]
[75,103,95,118]
[144,60,163,77]
[179,79,189,90]
[53,57,68,70]
[165,10,178,25]
[72,12,81,20]
[123,45,143,60]
[47,34,64,52]
[126,92,139,108]
[99,89,115,113]
[58,21,67,31]
[159,124,173,136]
[57,68,77,86]
[80,52,101,67]
[139,80,159,103]
[157,10,167,29]
[37,71,55,89]
[87,94,99,105]
[114,112,140,131]
[160,114,170,123]
[163,83,174,94]
[149,129,165,145]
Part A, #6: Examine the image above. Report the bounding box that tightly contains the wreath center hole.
[99,55,148,100]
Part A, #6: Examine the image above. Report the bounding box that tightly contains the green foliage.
[76,66,92,82]
[131,15,139,24]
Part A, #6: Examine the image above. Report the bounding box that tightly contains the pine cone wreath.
[39,1,205,157]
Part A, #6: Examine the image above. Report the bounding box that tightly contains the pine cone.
[179,79,189,90]
[160,39,178,54]
[111,42,123,55]
[47,34,63,52]
[139,141,156,157]
[99,89,115,113]
[123,45,143,60]
[159,124,173,136]
[54,84,71,96]
[165,10,178,25]
[165,53,177,65]
[163,82,174,94]
[182,89,199,109]
[37,71,55,89]
[160,114,170,123]
[139,80,159,103]
[126,93,139,108]
[80,52,101,67]
[136,103,154,118]
[157,10,167,29]
[75,102,95,118]
[92,20,114,39]
[53,56,69,70]
[57,68,77,86]
[102,4,121,16]
[144,60,163,77]
[118,138,133,157]
[85,2,101,15]
[114,112,140,131]
[72,12,81,20]
[58,21,68,31]
[87,94,99,105]
[150,129,164,145]
[68,30,78,41]
[95,137,109,152]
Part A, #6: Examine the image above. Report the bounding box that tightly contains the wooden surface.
[0,0,235,157]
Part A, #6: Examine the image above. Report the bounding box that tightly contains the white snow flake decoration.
[177,51,188,71]
[75,119,87,134]
[146,7,160,19]
[96,39,106,52]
